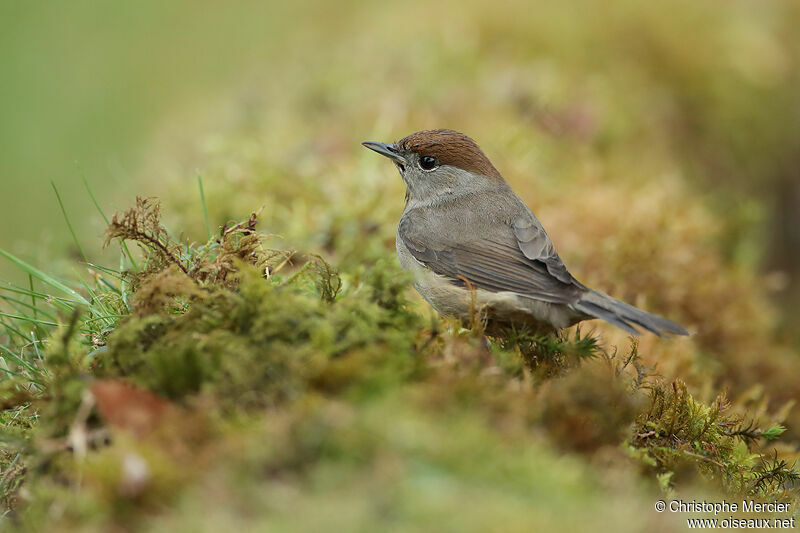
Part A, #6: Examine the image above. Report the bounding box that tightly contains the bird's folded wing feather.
[511,215,579,285]
[399,214,583,305]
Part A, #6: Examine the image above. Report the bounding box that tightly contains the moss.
[96,260,421,409]
[538,357,647,453]
[498,327,604,381]
[629,380,798,499]
[1,198,797,531]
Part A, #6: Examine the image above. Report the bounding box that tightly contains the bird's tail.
[572,290,688,337]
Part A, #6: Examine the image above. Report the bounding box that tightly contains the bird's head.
[363,129,507,207]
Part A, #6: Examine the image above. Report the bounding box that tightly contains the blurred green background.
[0,0,302,265]
[2,0,799,326]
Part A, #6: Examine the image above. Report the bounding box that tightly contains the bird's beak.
[361,141,406,165]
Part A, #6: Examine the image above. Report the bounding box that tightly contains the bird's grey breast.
[394,189,525,286]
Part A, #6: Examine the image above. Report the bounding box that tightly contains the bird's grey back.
[398,188,586,305]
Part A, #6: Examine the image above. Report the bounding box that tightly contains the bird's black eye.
[419,155,438,171]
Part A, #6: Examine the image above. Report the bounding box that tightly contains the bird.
[362,129,688,337]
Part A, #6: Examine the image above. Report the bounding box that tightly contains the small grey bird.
[363,129,688,337]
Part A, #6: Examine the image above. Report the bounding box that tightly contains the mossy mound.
[0,199,796,531]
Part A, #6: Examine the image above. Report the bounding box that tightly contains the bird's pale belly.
[396,235,579,333]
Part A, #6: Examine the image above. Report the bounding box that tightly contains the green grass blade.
[0,344,41,376]
[0,249,89,305]
[0,315,33,343]
[94,274,120,294]
[73,269,105,321]
[0,278,75,304]
[72,268,118,331]
[198,175,212,241]
[51,181,88,264]
[0,312,58,327]
[82,175,139,271]
[85,262,124,280]
[31,333,43,361]
[84,266,122,295]
[82,314,127,325]
[0,295,59,321]
[0,363,33,382]
[0,285,75,314]
[28,274,37,323]
[0,362,43,386]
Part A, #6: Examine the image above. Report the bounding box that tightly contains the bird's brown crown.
[398,129,503,180]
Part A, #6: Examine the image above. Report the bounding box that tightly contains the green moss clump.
[98,263,421,406]
[629,380,798,498]
[0,198,797,531]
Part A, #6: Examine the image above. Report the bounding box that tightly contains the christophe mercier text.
[670,499,792,515]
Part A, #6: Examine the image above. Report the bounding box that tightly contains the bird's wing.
[511,214,581,286]
[399,213,583,305]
